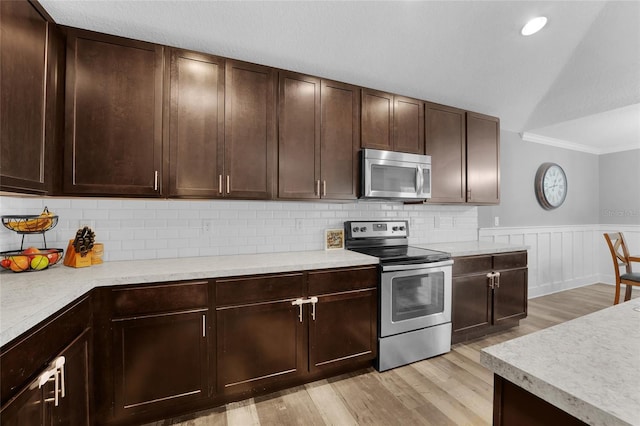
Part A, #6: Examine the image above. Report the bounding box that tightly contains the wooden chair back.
[603,232,632,280]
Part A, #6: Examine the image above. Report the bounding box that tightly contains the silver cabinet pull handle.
[291,298,304,322]
[218,175,223,194]
[322,181,326,197]
[494,272,500,288]
[310,296,319,320]
[202,314,206,337]
[154,170,159,191]
[226,175,230,194]
[486,272,494,289]
[316,180,320,196]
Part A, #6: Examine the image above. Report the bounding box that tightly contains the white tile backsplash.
[0,196,478,261]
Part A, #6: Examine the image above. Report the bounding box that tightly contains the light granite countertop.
[419,240,528,257]
[480,300,640,426]
[0,250,378,347]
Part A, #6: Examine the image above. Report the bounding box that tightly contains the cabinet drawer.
[452,255,492,276]
[112,281,208,317]
[308,266,378,295]
[216,273,304,307]
[493,251,527,270]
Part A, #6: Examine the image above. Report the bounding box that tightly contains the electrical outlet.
[494,216,500,227]
[203,220,213,234]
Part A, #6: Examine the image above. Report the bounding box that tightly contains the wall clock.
[535,162,567,210]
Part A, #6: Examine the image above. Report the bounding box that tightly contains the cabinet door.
[320,80,360,200]
[225,60,276,199]
[216,300,305,394]
[393,96,424,154]
[425,103,466,203]
[361,89,393,151]
[48,329,91,426]
[278,72,321,199]
[112,310,209,417]
[452,274,492,341]
[493,268,528,325]
[168,49,225,198]
[0,382,44,426]
[64,29,163,196]
[309,289,376,372]
[466,112,500,204]
[0,1,55,194]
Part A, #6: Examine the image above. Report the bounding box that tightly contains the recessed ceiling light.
[521,17,548,36]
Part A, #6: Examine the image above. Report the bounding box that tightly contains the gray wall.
[599,149,640,224]
[478,130,600,228]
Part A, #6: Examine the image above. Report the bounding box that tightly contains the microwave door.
[417,164,431,199]
[366,159,421,199]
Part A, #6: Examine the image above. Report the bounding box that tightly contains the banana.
[6,207,55,232]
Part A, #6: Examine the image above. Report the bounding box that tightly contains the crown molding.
[520,132,639,155]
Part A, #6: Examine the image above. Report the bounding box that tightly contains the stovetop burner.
[348,245,450,264]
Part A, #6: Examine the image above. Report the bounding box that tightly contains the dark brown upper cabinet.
[278,72,321,199]
[361,89,424,154]
[425,103,467,203]
[224,59,277,199]
[166,49,225,198]
[63,28,164,196]
[0,1,63,194]
[466,112,500,204]
[278,73,359,200]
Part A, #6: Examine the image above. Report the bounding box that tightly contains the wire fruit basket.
[1,207,59,250]
[0,248,64,272]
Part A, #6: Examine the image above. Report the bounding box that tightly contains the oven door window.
[391,272,444,323]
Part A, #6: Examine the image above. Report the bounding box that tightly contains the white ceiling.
[40,0,640,154]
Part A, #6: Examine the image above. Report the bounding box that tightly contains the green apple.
[30,255,49,271]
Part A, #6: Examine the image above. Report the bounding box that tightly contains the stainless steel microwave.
[360,149,431,200]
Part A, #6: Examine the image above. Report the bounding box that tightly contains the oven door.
[380,260,452,337]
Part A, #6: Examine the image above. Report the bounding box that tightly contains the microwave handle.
[417,165,424,195]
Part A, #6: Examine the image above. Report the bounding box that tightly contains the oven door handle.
[381,259,453,272]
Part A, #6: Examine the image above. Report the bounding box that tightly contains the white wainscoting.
[479,224,640,299]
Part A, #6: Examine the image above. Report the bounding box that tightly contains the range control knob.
[399,226,405,231]
[352,227,359,232]
[360,226,367,232]
[392,226,399,231]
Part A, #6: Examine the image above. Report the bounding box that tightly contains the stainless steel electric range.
[344,220,453,372]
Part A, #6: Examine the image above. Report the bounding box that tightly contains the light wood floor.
[147,283,634,426]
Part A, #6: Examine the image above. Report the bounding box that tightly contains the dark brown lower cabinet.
[0,327,91,426]
[216,266,377,398]
[493,375,587,426]
[452,251,527,344]
[95,280,212,425]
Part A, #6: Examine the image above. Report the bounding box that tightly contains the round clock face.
[535,163,567,210]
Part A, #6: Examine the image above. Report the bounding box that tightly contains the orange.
[9,256,29,272]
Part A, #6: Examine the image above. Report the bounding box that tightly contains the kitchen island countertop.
[0,249,378,347]
[480,300,640,426]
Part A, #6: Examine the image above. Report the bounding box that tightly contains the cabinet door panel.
[309,290,376,372]
[425,104,466,203]
[320,80,359,200]
[393,96,424,154]
[0,381,43,426]
[225,60,276,199]
[216,301,305,393]
[113,310,209,415]
[278,72,320,199]
[361,89,393,150]
[64,29,163,196]
[466,112,500,204]
[0,0,48,192]
[168,49,224,197]
[49,329,91,426]
[493,268,528,325]
[452,274,491,336]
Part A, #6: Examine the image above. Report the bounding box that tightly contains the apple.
[9,256,29,272]
[22,247,41,261]
[30,255,49,271]
[1,259,11,269]
[46,251,59,265]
